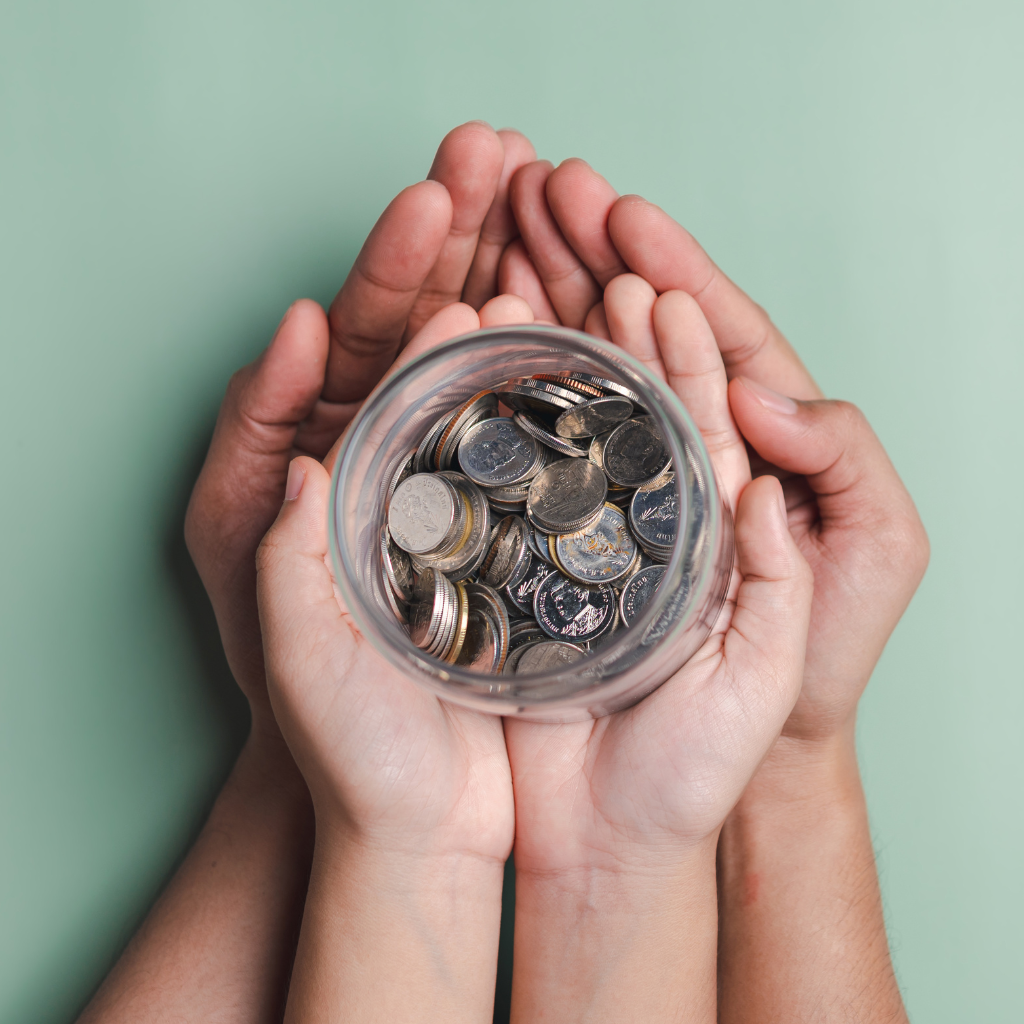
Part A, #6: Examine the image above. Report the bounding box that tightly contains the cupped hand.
[503,158,928,744]
[183,122,536,747]
[504,279,814,874]
[254,294,538,860]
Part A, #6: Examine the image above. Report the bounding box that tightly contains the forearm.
[284,821,506,1023]
[717,725,907,1023]
[511,843,719,1024]
[79,735,314,1023]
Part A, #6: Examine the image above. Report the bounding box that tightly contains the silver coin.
[482,479,534,502]
[455,583,510,673]
[409,567,446,647]
[502,640,543,675]
[505,552,556,615]
[554,504,638,585]
[618,564,666,627]
[495,383,578,415]
[586,609,621,652]
[503,378,587,406]
[554,396,634,438]
[603,418,671,488]
[513,411,590,457]
[388,474,458,555]
[527,523,552,563]
[508,619,547,649]
[413,409,452,474]
[380,525,414,602]
[588,430,612,471]
[479,516,530,589]
[628,477,680,552]
[435,391,499,471]
[380,570,409,625]
[427,578,458,656]
[515,640,586,674]
[526,459,608,534]
[486,498,528,515]
[564,372,644,407]
[529,374,606,400]
[385,451,415,509]
[458,417,543,487]
[532,572,616,643]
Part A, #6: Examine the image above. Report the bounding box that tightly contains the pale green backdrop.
[2,0,1021,1020]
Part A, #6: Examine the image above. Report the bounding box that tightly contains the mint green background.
[2,1,1021,1019]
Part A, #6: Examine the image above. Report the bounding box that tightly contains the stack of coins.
[380,372,683,676]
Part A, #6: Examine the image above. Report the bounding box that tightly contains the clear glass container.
[329,325,733,722]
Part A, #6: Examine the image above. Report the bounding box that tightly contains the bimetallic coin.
[619,564,666,627]
[629,477,680,555]
[603,418,671,488]
[533,572,616,643]
[389,474,458,554]
[504,552,555,615]
[527,459,607,534]
[458,417,544,487]
[479,516,530,589]
[381,525,414,602]
[516,640,586,674]
[554,396,634,438]
[445,582,470,663]
[420,472,490,580]
[514,411,590,457]
[554,504,638,585]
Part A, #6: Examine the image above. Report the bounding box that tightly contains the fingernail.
[285,460,305,501]
[739,377,798,415]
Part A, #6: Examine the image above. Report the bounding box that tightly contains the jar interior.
[330,326,729,716]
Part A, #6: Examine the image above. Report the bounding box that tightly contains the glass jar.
[329,325,732,722]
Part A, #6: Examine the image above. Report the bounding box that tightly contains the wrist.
[286,818,506,1023]
[511,838,719,1023]
[736,719,862,821]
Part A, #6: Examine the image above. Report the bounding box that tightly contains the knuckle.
[254,527,286,577]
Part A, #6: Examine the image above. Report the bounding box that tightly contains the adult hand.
[504,157,925,1022]
[255,295,537,1023]
[184,122,535,751]
[503,278,813,1023]
[504,157,929,739]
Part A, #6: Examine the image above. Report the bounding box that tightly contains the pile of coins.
[380,372,682,676]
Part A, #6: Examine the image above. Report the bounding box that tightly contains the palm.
[300,613,513,857]
[506,602,795,868]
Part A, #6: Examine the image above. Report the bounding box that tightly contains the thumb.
[723,474,813,716]
[728,376,925,544]
[256,456,346,707]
